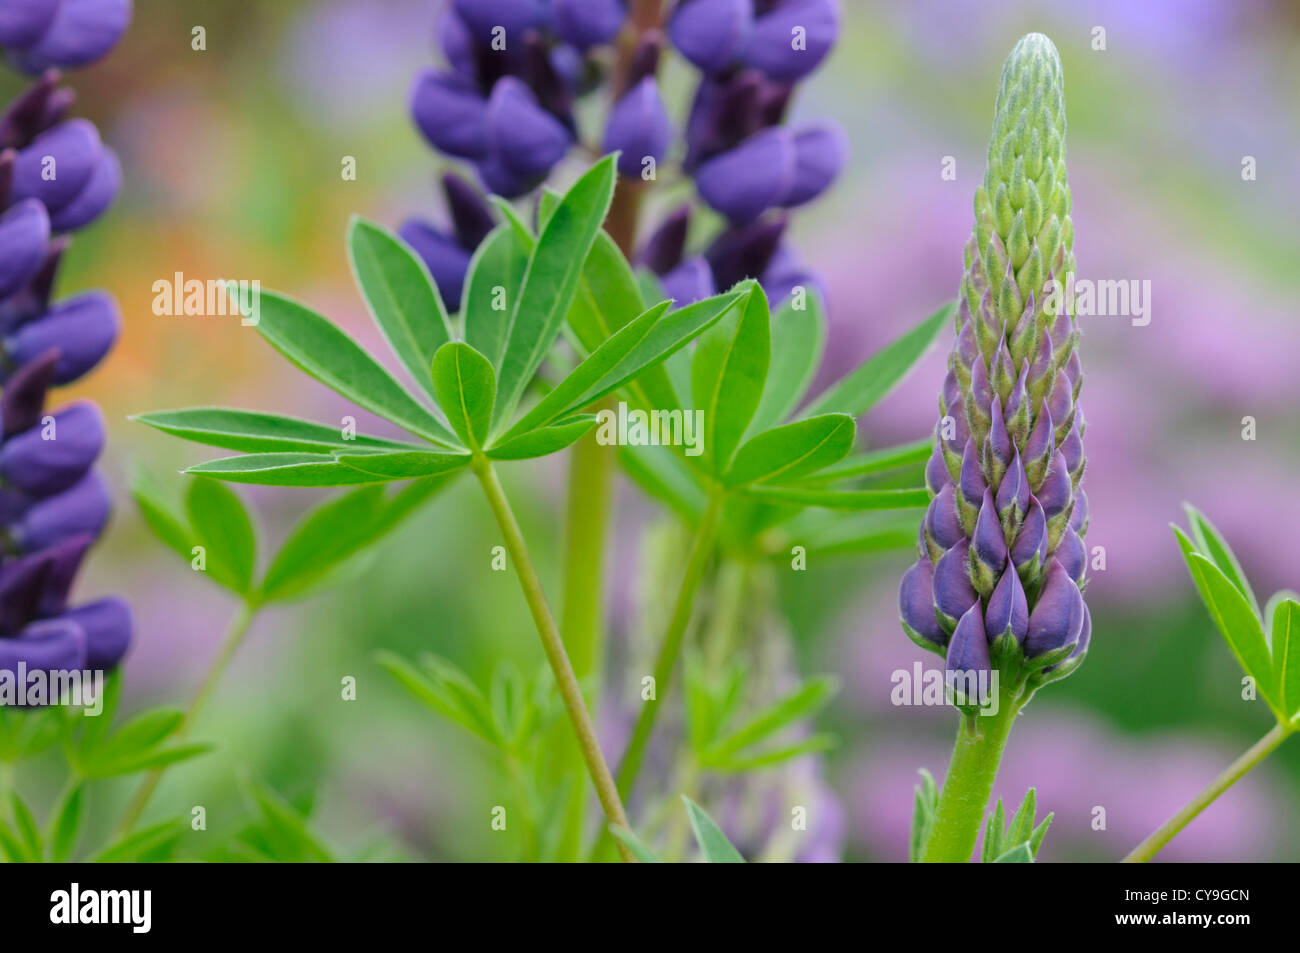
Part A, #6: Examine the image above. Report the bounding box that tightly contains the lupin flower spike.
[899,32,1090,705]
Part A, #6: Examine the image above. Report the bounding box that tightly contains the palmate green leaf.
[432,341,496,450]
[739,485,930,511]
[1184,504,1261,619]
[1271,599,1300,719]
[131,407,418,455]
[682,796,745,863]
[487,415,597,461]
[186,477,257,594]
[462,223,530,367]
[334,448,471,480]
[251,290,457,447]
[608,824,665,863]
[692,283,771,475]
[89,818,187,863]
[348,217,455,399]
[803,300,954,418]
[47,781,85,862]
[1179,544,1280,716]
[187,452,390,486]
[493,155,617,427]
[724,414,855,487]
[748,290,828,435]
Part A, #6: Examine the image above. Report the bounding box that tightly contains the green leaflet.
[568,231,647,350]
[240,779,335,863]
[608,825,664,863]
[739,485,930,511]
[186,477,257,594]
[692,283,771,475]
[378,651,502,746]
[131,408,418,455]
[46,782,86,862]
[981,789,1052,862]
[431,341,496,450]
[493,155,617,426]
[89,819,187,863]
[724,414,856,487]
[252,290,457,447]
[70,707,209,779]
[487,416,597,461]
[910,769,939,863]
[682,796,745,863]
[698,676,838,770]
[187,452,390,486]
[803,301,953,418]
[348,216,454,399]
[334,449,472,480]
[617,443,708,523]
[462,223,530,368]
[131,470,196,566]
[747,289,828,435]
[1271,599,1300,720]
[1184,504,1261,619]
[799,438,933,485]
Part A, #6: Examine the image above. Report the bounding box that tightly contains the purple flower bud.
[0,198,50,298]
[669,0,752,76]
[1069,488,1089,535]
[12,118,101,211]
[0,547,48,633]
[986,394,1012,469]
[1057,526,1086,583]
[603,77,672,179]
[958,437,985,510]
[47,144,119,230]
[452,0,547,40]
[639,205,691,275]
[995,449,1029,525]
[694,128,794,223]
[436,9,476,76]
[760,244,826,306]
[899,558,945,649]
[11,469,109,553]
[398,220,473,310]
[1036,449,1072,520]
[704,216,785,289]
[442,172,495,250]
[1023,400,1053,485]
[924,482,963,552]
[63,595,130,669]
[1024,558,1085,658]
[0,348,57,436]
[0,0,57,48]
[970,487,1007,591]
[8,0,131,73]
[0,400,104,496]
[1060,419,1084,476]
[660,257,715,307]
[933,538,977,629]
[946,603,991,684]
[4,290,121,385]
[925,445,948,495]
[554,0,625,50]
[33,533,92,616]
[782,121,845,207]
[1011,497,1047,572]
[744,0,839,81]
[409,70,489,159]
[486,76,571,180]
[985,563,1028,644]
[0,618,85,676]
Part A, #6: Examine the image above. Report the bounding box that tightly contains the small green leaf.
[704,676,838,761]
[348,216,454,398]
[724,414,856,487]
[1271,598,1300,719]
[739,485,931,511]
[130,469,193,564]
[334,449,472,480]
[618,443,708,523]
[804,301,953,418]
[462,223,530,366]
[910,768,939,863]
[1005,788,1037,848]
[567,232,646,350]
[748,290,827,434]
[47,782,85,862]
[1184,552,1280,715]
[608,824,664,863]
[185,477,257,593]
[378,652,500,745]
[1185,504,1261,619]
[253,290,457,446]
[982,800,1006,863]
[494,155,617,426]
[244,780,335,863]
[8,792,42,860]
[706,734,835,772]
[132,407,416,454]
[682,796,746,863]
[187,452,387,486]
[992,843,1034,863]
[692,283,771,475]
[798,438,933,485]
[486,415,597,460]
[89,818,186,862]
[432,341,496,450]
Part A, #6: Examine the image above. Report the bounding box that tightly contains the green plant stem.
[1123,721,1294,863]
[471,457,635,862]
[920,699,1021,862]
[0,761,13,820]
[615,489,724,801]
[115,600,257,836]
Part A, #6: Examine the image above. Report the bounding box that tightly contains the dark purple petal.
[945,603,990,681]
[452,0,547,39]
[986,393,1013,468]
[1024,559,1085,658]
[933,539,977,627]
[639,205,691,275]
[486,76,571,177]
[985,564,1028,644]
[0,198,50,298]
[0,348,57,435]
[0,548,49,634]
[760,245,826,306]
[704,216,786,289]
[995,449,1028,521]
[1036,449,1072,519]
[925,444,948,495]
[398,220,473,311]
[958,437,985,508]
[669,0,752,75]
[603,77,672,179]
[63,596,130,669]
[1023,400,1054,477]
[554,0,625,49]
[660,256,715,307]
[12,469,109,553]
[694,128,796,223]
[0,0,58,48]
[0,399,104,496]
[436,9,476,76]
[475,151,537,199]
[8,0,131,72]
[925,482,963,552]
[47,144,119,230]
[971,487,1007,574]
[1011,498,1047,570]
[12,118,101,210]
[5,290,120,386]
[781,121,845,207]
[441,172,495,250]
[899,558,945,648]
[744,0,839,81]
[0,618,85,676]
[33,532,93,616]
[409,69,489,159]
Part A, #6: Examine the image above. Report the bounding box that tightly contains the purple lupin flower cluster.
[0,0,131,688]
[405,0,844,309]
[898,34,1090,699]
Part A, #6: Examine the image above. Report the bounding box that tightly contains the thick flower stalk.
[900,33,1090,704]
[0,0,131,690]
